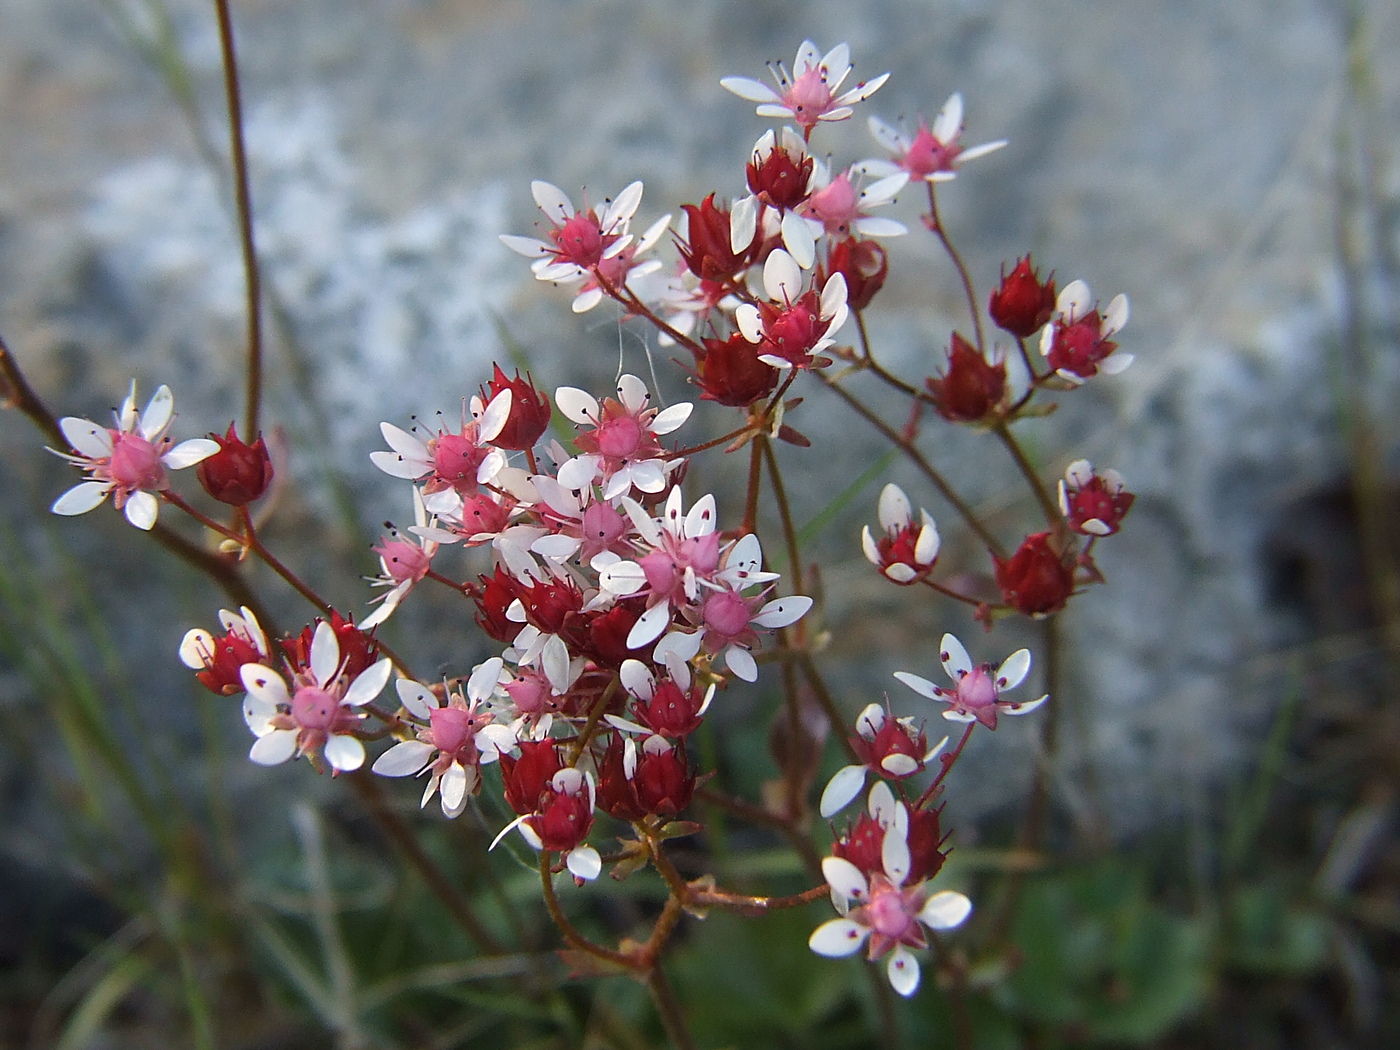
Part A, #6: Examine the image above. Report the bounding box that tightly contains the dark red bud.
[822,238,888,312]
[994,532,1076,617]
[925,332,1007,423]
[989,256,1056,338]
[480,365,551,451]
[197,424,274,506]
[692,333,779,408]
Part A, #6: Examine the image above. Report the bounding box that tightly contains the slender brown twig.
[212,0,264,438]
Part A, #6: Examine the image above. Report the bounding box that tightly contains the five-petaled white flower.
[894,633,1047,730]
[861,483,940,584]
[240,621,392,773]
[809,786,972,997]
[722,41,889,138]
[862,93,1008,184]
[50,381,219,530]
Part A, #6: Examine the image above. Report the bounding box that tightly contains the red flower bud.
[632,678,708,738]
[596,734,645,821]
[677,194,761,284]
[905,807,946,884]
[832,811,886,878]
[821,238,888,312]
[692,333,779,408]
[479,365,551,451]
[994,532,1076,617]
[280,611,378,681]
[747,134,814,211]
[515,575,583,635]
[925,333,1007,423]
[500,740,563,815]
[196,424,273,506]
[989,256,1056,338]
[1059,460,1135,537]
[470,568,521,644]
[632,737,694,817]
[527,771,595,853]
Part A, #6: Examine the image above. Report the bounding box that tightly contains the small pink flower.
[863,93,1007,184]
[371,661,514,818]
[894,633,1047,730]
[734,250,848,370]
[721,41,889,138]
[554,374,692,500]
[50,381,219,530]
[240,621,392,773]
[809,787,972,997]
[371,390,513,515]
[799,162,908,241]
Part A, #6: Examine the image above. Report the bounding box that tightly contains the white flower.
[721,41,889,135]
[50,381,218,530]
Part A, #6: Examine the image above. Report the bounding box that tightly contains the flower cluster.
[31,32,1138,1012]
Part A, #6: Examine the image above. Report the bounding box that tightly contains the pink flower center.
[804,174,860,237]
[581,502,627,559]
[428,705,477,756]
[866,884,917,940]
[956,666,998,711]
[900,123,958,178]
[431,433,487,486]
[702,589,751,640]
[595,415,643,459]
[504,671,553,715]
[107,431,166,491]
[375,537,431,584]
[784,68,834,127]
[291,685,343,732]
[550,212,607,268]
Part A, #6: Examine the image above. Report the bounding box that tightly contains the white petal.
[440,763,469,811]
[892,671,938,700]
[308,622,341,687]
[599,560,648,597]
[627,460,667,494]
[881,753,919,777]
[940,633,972,681]
[1100,352,1134,375]
[887,947,921,997]
[819,765,867,819]
[566,845,602,881]
[370,449,429,481]
[780,211,816,270]
[620,658,655,700]
[856,703,885,738]
[554,387,599,425]
[556,454,601,491]
[751,595,812,629]
[724,646,758,682]
[531,534,582,561]
[139,385,174,439]
[654,629,704,666]
[822,856,870,902]
[542,634,571,693]
[836,71,889,105]
[571,287,605,313]
[914,513,941,565]
[240,663,291,707]
[162,438,220,470]
[729,195,757,254]
[342,659,392,707]
[531,180,573,223]
[627,603,674,650]
[605,181,645,229]
[725,533,765,578]
[396,679,437,720]
[861,526,881,566]
[51,481,111,516]
[1004,693,1049,716]
[877,483,911,530]
[650,403,693,436]
[478,389,514,444]
[324,734,365,772]
[996,649,1032,691]
[243,694,277,736]
[1058,279,1091,321]
[1103,293,1129,335]
[468,657,504,703]
[499,233,550,258]
[957,139,1008,163]
[735,304,763,343]
[882,823,911,886]
[762,249,803,303]
[809,918,869,958]
[123,491,159,530]
[920,890,973,930]
[249,729,297,766]
[934,92,964,144]
[178,629,214,670]
[372,740,435,777]
[720,76,781,103]
[852,217,908,239]
[615,374,649,414]
[60,418,114,458]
